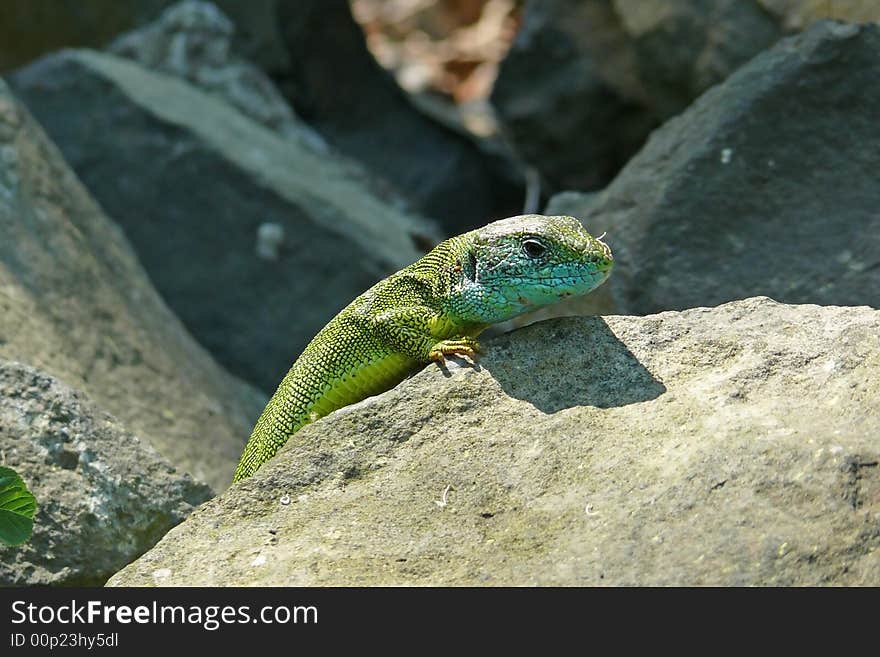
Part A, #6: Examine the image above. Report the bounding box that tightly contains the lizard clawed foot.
[429,338,482,365]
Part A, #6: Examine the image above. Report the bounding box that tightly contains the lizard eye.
[521,238,548,259]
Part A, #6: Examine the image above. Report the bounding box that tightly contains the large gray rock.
[107,298,880,586]
[0,78,264,490]
[0,360,212,586]
[8,49,440,393]
[547,21,880,315]
[275,0,523,234]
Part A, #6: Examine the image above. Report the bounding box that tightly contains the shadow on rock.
[485,316,665,413]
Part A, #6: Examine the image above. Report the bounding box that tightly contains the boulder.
[8,49,441,394]
[107,298,880,586]
[0,360,212,586]
[0,78,264,490]
[547,21,880,315]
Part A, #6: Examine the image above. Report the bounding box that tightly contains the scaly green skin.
[233,214,613,482]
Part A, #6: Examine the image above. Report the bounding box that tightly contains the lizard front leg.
[427,337,481,364]
[372,306,482,364]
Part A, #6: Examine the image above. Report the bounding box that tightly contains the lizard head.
[449,214,613,325]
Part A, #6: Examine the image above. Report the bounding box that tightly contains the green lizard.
[233,214,613,482]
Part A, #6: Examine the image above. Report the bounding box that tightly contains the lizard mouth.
[518,270,610,287]
[536,258,613,280]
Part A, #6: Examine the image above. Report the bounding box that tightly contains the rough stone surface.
[547,21,880,316]
[9,50,441,394]
[491,0,657,193]
[0,78,264,490]
[0,360,212,586]
[108,298,880,586]
[108,1,325,149]
[275,0,523,234]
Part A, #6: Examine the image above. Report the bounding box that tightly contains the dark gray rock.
[274,0,523,234]
[8,49,441,394]
[0,78,264,490]
[489,0,787,195]
[107,298,880,586]
[614,0,782,117]
[0,360,212,586]
[491,0,657,193]
[548,21,880,314]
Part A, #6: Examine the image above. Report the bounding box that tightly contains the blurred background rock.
[0,0,877,387]
[2,0,879,390]
[3,0,878,203]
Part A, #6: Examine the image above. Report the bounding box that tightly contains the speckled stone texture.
[108,298,880,586]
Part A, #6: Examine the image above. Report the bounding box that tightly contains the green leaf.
[0,466,37,546]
